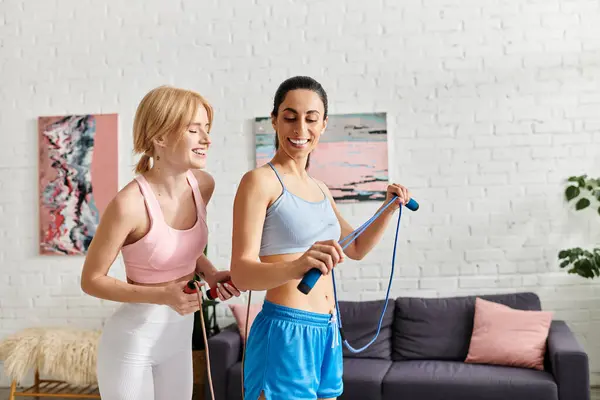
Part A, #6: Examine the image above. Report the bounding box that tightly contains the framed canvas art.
[255,112,389,202]
[38,114,118,255]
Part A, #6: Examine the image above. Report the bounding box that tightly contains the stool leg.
[9,380,16,400]
[34,369,40,400]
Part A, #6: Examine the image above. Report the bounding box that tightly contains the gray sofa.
[205,292,590,400]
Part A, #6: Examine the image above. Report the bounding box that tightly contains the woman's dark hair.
[271,76,328,169]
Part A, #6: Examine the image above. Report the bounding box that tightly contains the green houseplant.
[558,175,600,278]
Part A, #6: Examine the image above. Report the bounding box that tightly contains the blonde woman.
[81,85,240,399]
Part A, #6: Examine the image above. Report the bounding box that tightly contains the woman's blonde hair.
[133,85,214,174]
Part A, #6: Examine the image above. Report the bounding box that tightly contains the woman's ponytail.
[135,154,151,174]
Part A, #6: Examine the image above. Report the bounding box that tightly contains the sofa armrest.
[204,324,242,400]
[546,320,590,400]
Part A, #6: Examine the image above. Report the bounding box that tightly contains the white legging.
[96,302,194,400]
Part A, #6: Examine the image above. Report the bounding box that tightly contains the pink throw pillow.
[465,297,552,370]
[228,302,262,343]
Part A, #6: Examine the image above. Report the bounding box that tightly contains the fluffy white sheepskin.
[0,327,101,386]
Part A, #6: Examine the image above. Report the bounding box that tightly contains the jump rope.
[186,194,418,400]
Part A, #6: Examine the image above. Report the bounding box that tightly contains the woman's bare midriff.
[260,253,336,315]
[126,272,195,287]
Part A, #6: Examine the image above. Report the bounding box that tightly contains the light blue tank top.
[259,162,342,257]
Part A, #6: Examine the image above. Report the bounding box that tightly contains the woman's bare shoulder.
[104,179,147,221]
[234,165,283,211]
[191,169,215,205]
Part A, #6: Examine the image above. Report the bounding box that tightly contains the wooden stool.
[9,369,100,400]
[0,327,101,400]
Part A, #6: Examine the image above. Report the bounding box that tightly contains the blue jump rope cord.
[333,195,402,353]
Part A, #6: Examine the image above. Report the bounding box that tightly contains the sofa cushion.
[338,299,395,360]
[465,297,552,370]
[228,302,263,343]
[227,359,392,400]
[381,360,558,400]
[393,292,542,361]
[339,358,392,400]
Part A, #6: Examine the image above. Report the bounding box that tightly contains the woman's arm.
[195,253,218,285]
[80,188,165,304]
[318,181,410,261]
[193,168,218,282]
[195,253,241,300]
[229,169,299,291]
[193,169,241,300]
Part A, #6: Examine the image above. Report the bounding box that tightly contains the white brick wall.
[1,0,600,387]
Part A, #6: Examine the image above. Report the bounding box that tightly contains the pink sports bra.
[121,170,208,284]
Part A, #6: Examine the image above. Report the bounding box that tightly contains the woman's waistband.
[260,299,335,327]
[111,302,193,324]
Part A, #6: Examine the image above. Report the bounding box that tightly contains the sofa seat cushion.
[340,358,392,400]
[227,359,393,400]
[382,360,558,400]
[393,292,542,361]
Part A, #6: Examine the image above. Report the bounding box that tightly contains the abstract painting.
[38,114,118,255]
[254,112,388,202]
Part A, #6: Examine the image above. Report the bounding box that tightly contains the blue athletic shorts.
[243,300,344,400]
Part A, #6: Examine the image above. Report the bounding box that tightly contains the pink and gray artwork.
[38,114,118,255]
[255,112,389,202]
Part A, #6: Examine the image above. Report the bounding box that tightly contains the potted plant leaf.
[558,175,600,278]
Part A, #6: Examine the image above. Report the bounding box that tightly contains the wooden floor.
[0,387,92,400]
[0,387,96,400]
[1,387,600,399]
[2,387,599,399]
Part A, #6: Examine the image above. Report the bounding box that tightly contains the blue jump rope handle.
[297,197,419,295]
[297,268,323,295]
[405,197,419,211]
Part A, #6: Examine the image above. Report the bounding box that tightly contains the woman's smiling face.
[272,89,328,160]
